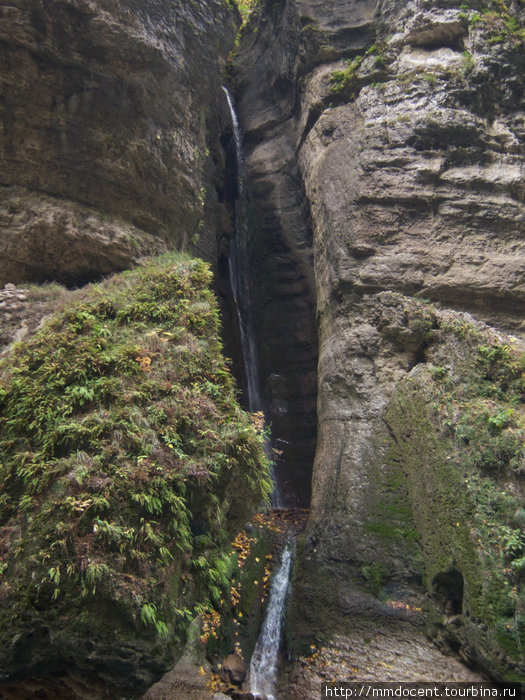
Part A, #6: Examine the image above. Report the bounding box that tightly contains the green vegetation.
[202,512,284,666]
[463,0,524,45]
[364,469,421,548]
[330,54,364,97]
[235,0,258,25]
[225,0,259,69]
[423,73,439,86]
[224,0,258,27]
[462,50,476,76]
[329,42,390,101]
[361,562,387,597]
[385,312,525,678]
[0,253,271,672]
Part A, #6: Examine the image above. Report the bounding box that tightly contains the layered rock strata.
[0,0,237,284]
[233,0,525,683]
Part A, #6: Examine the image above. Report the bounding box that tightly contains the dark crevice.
[432,569,464,616]
[218,83,317,509]
[410,340,429,369]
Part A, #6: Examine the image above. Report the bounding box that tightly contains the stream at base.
[249,539,295,700]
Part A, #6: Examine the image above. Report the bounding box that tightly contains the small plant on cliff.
[235,0,259,24]
[329,42,390,101]
[462,50,475,76]
[361,562,387,597]
[330,55,364,98]
[465,1,525,45]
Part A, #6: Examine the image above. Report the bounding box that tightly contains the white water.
[222,86,282,507]
[222,86,259,411]
[249,541,295,699]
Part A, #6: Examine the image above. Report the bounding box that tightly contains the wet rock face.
[0,0,236,284]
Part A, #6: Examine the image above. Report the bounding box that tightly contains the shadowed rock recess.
[0,0,524,696]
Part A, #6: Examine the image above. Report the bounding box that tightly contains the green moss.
[384,314,525,678]
[363,520,418,542]
[0,253,271,679]
[330,55,364,98]
[466,1,525,45]
[203,517,282,665]
[234,0,259,24]
[362,432,423,566]
[386,387,479,581]
[361,562,388,597]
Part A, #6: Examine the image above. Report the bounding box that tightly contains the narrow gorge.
[0,0,524,698]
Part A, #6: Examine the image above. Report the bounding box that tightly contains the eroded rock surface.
[0,0,237,284]
[0,187,168,285]
[232,0,525,685]
[286,622,484,699]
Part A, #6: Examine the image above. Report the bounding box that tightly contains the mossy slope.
[385,313,525,680]
[0,253,271,695]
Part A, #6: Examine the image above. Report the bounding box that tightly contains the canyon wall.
[0,0,524,692]
[232,0,525,684]
[0,0,236,285]
[0,1,252,696]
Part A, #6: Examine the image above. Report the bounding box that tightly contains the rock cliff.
[0,0,236,284]
[231,0,525,685]
[0,0,524,693]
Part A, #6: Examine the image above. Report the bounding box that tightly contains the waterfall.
[222,86,282,507]
[222,86,259,411]
[249,540,294,700]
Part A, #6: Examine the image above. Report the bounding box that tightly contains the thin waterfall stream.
[222,86,283,508]
[222,86,258,411]
[223,86,294,699]
[249,540,295,700]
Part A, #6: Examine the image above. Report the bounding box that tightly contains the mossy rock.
[0,253,271,695]
[384,315,525,681]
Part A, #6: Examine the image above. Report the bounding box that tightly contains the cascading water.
[224,87,293,695]
[222,86,283,507]
[249,540,295,700]
[222,86,259,411]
